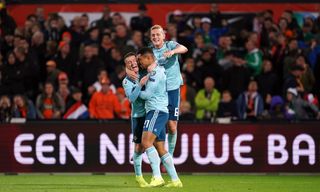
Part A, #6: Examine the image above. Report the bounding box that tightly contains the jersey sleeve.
[122,78,142,103]
[167,41,179,50]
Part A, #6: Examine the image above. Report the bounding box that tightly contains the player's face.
[150,28,165,48]
[138,54,151,69]
[125,55,139,73]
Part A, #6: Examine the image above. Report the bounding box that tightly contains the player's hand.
[163,50,175,58]
[125,67,138,81]
[139,75,149,86]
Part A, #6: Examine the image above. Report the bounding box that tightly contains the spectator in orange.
[36,81,65,119]
[116,87,131,119]
[89,77,121,119]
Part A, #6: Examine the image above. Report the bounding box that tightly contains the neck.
[155,42,164,49]
[147,62,157,72]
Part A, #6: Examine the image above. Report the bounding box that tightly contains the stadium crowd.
[1,3,320,122]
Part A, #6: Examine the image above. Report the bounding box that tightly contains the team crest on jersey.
[124,79,127,84]
[150,71,156,76]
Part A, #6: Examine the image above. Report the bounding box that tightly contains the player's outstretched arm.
[163,44,188,58]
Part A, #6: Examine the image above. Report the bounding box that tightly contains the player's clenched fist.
[163,50,175,58]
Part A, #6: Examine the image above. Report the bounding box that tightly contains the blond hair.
[149,24,165,36]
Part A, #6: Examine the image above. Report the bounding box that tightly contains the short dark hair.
[137,47,154,56]
[124,52,136,60]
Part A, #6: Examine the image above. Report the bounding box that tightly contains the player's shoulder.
[155,65,165,73]
[166,40,179,47]
[122,76,134,87]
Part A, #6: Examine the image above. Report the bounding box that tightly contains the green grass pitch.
[0,174,319,192]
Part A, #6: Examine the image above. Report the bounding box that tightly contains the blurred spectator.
[237,80,264,120]
[0,95,12,123]
[261,95,285,120]
[116,87,131,119]
[216,90,238,118]
[58,83,72,109]
[69,16,85,48]
[54,41,78,83]
[283,38,301,76]
[182,57,201,89]
[179,101,195,121]
[268,96,285,119]
[93,6,113,31]
[195,77,221,121]
[296,55,315,93]
[170,9,187,35]
[84,26,100,45]
[76,44,104,99]
[107,47,124,73]
[285,88,320,120]
[256,59,279,104]
[45,15,61,42]
[1,33,14,55]
[113,24,130,53]
[127,30,144,51]
[14,46,40,100]
[63,87,89,119]
[2,51,24,95]
[12,94,36,119]
[89,77,121,119]
[192,32,206,61]
[35,7,45,28]
[283,65,304,96]
[80,13,90,32]
[221,52,251,99]
[0,2,17,38]
[110,65,126,88]
[130,4,153,35]
[216,35,234,70]
[244,40,263,76]
[112,12,127,27]
[89,69,116,96]
[197,48,222,86]
[208,3,223,28]
[36,81,65,119]
[57,72,69,87]
[180,72,196,110]
[45,60,61,86]
[281,10,300,31]
[99,32,115,69]
[197,17,227,46]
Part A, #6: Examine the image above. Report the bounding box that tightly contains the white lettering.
[173,134,188,165]
[59,133,85,165]
[193,134,229,165]
[14,134,34,165]
[100,133,125,164]
[293,134,315,165]
[36,134,56,164]
[233,134,254,165]
[268,134,288,165]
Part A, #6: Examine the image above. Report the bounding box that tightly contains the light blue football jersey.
[139,65,168,113]
[122,76,146,118]
[152,41,183,91]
